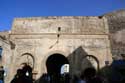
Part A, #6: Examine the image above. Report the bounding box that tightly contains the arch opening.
[20,53,35,69]
[46,53,69,75]
[46,53,69,82]
[82,55,99,71]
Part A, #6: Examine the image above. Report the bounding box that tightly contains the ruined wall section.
[105,10,125,59]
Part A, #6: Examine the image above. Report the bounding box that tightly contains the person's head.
[16,69,24,77]
[22,64,32,73]
[19,63,27,69]
[83,67,96,79]
[0,66,3,70]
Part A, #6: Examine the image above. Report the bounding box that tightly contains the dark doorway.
[46,53,69,82]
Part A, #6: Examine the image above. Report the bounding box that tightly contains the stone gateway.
[0,10,125,83]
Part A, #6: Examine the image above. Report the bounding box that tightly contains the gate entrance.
[46,53,69,82]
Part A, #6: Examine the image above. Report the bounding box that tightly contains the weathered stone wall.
[105,10,125,59]
[11,16,108,34]
[3,10,125,82]
[8,16,112,82]
[10,35,111,79]
[0,32,12,83]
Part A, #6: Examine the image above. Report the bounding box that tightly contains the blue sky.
[0,0,125,31]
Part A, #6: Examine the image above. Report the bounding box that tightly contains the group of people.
[11,65,103,83]
[10,63,33,83]
[77,67,103,83]
[39,67,103,83]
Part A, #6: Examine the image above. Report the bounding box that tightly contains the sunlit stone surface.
[0,10,125,83]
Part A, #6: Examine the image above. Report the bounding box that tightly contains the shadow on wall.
[67,46,99,77]
[34,46,99,83]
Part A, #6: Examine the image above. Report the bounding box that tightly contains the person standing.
[0,66,4,83]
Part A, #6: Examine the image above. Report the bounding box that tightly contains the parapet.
[11,16,108,35]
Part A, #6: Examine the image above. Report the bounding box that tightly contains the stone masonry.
[0,9,125,83]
